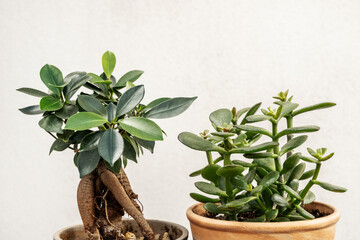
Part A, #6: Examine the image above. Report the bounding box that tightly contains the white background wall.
[1,0,359,239]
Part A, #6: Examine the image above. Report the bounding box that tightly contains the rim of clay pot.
[186,201,340,233]
[53,219,188,240]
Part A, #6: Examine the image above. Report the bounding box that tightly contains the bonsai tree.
[178,90,346,222]
[18,51,196,240]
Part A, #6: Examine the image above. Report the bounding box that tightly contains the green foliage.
[19,51,196,178]
[179,90,346,222]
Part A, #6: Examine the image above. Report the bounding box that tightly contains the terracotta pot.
[53,219,188,240]
[187,201,340,240]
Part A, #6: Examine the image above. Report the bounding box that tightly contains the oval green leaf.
[115,70,144,88]
[102,51,116,79]
[119,117,163,141]
[40,64,64,96]
[77,148,100,178]
[190,193,220,203]
[77,95,107,117]
[116,85,145,117]
[38,115,63,133]
[178,132,224,152]
[19,105,44,115]
[279,135,308,156]
[17,87,48,98]
[144,97,197,119]
[65,112,108,131]
[98,129,124,166]
[209,108,232,127]
[40,95,64,111]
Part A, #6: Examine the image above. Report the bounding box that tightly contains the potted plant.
[178,90,347,240]
[18,51,196,240]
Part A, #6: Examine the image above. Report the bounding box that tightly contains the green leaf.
[295,205,314,219]
[19,105,44,115]
[145,97,171,110]
[133,136,155,153]
[240,102,261,124]
[266,209,279,221]
[69,130,92,144]
[17,87,48,98]
[279,102,299,118]
[63,72,92,100]
[271,193,289,207]
[302,190,316,205]
[283,185,302,199]
[55,104,79,119]
[144,97,197,119]
[203,203,220,213]
[244,152,277,159]
[49,138,70,154]
[244,215,266,222]
[251,185,264,195]
[116,85,145,117]
[234,125,272,138]
[209,108,232,127]
[300,169,315,180]
[231,176,249,190]
[216,165,245,178]
[190,193,220,203]
[226,196,257,208]
[254,158,275,172]
[232,160,257,168]
[102,51,116,79]
[189,168,203,177]
[98,129,124,166]
[246,115,273,123]
[275,125,320,139]
[88,73,111,84]
[287,163,306,183]
[312,180,347,193]
[230,141,278,154]
[281,153,300,174]
[77,95,107,117]
[279,135,308,156]
[299,155,319,163]
[38,115,63,133]
[292,102,336,116]
[79,131,104,152]
[244,169,256,184]
[40,64,64,96]
[210,132,235,138]
[289,179,299,191]
[201,164,221,184]
[115,70,144,88]
[119,117,163,141]
[65,112,108,131]
[40,95,64,111]
[123,139,137,162]
[195,182,227,197]
[259,171,279,189]
[106,102,117,122]
[106,159,122,173]
[56,130,74,142]
[178,132,224,152]
[77,148,100,178]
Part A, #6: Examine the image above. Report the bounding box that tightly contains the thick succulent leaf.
[77,148,100,178]
[133,136,155,153]
[106,102,117,122]
[259,171,279,189]
[279,135,308,156]
[79,131,104,152]
[55,104,79,119]
[119,117,163,141]
[292,102,336,116]
[281,153,300,174]
[190,193,220,203]
[244,169,256,184]
[246,115,273,123]
[203,203,220,213]
[98,129,124,166]
[299,155,319,163]
[195,182,227,197]
[38,115,63,133]
[63,72,92,100]
[209,108,232,127]
[283,185,302,199]
[289,179,299,191]
[40,64,64,96]
[230,141,278,154]
[116,85,145,117]
[178,132,224,152]
[231,176,249,190]
[266,209,279,221]
[115,70,144,88]
[144,97,197,119]
[234,125,272,138]
[19,105,44,115]
[102,51,116,79]
[244,215,266,222]
[254,158,275,172]
[312,180,347,193]
[216,165,245,178]
[65,112,108,131]
[49,138,70,154]
[210,132,235,138]
[300,169,315,180]
[201,164,221,184]
[275,125,320,139]
[271,193,289,207]
[17,87,48,98]
[232,160,256,168]
[302,190,316,205]
[244,152,277,159]
[40,95,64,111]
[240,102,261,124]
[287,163,306,183]
[77,95,107,117]
[295,205,315,219]
[226,196,257,208]
[279,102,299,118]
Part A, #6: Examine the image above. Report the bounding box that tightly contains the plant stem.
[206,151,214,165]
[223,152,232,165]
[286,116,293,158]
[272,123,282,173]
[256,196,267,211]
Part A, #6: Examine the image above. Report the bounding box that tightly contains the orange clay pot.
[187,202,340,240]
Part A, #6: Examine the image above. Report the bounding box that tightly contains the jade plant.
[178,90,346,222]
[18,51,196,240]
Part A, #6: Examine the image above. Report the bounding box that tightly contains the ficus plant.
[18,51,196,240]
[178,90,346,222]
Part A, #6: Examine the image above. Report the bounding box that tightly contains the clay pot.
[187,201,340,240]
[53,219,188,240]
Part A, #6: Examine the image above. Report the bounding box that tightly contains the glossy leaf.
[145,97,171,110]
[115,70,144,88]
[190,193,220,203]
[106,158,122,173]
[49,138,70,154]
[216,165,245,178]
[38,115,63,133]
[232,160,257,168]
[201,164,221,184]
[79,131,104,152]
[119,117,163,141]
[300,169,315,180]
[144,97,197,119]
[69,130,92,144]
[246,115,272,123]
[106,102,117,122]
[133,136,155,153]
[259,171,279,189]
[123,139,137,162]
[40,96,63,111]
[240,102,261,124]
[292,102,336,116]
[116,85,145,117]
[203,203,220,213]
[275,125,320,139]
[189,168,202,177]
[279,102,299,118]
[244,152,277,159]
[230,141,278,154]
[195,182,227,197]
[279,135,308,156]
[77,148,100,178]
[226,196,257,208]
[231,176,249,190]
[210,132,235,138]
[17,87,48,98]
[271,193,289,207]
[19,105,44,115]
[302,190,316,205]
[56,130,74,142]
[283,185,301,199]
[245,169,256,184]
[287,163,306,183]
[299,155,319,164]
[55,104,79,119]
[178,132,224,152]
[77,95,107,117]
[98,129,124,166]
[209,108,232,127]
[40,64,64,96]
[312,180,347,193]
[295,205,314,219]
[281,153,300,174]
[63,72,92,100]
[65,112,108,131]
[266,209,279,221]
[244,215,266,222]
[254,158,275,172]
[235,125,272,138]
[102,51,116,79]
